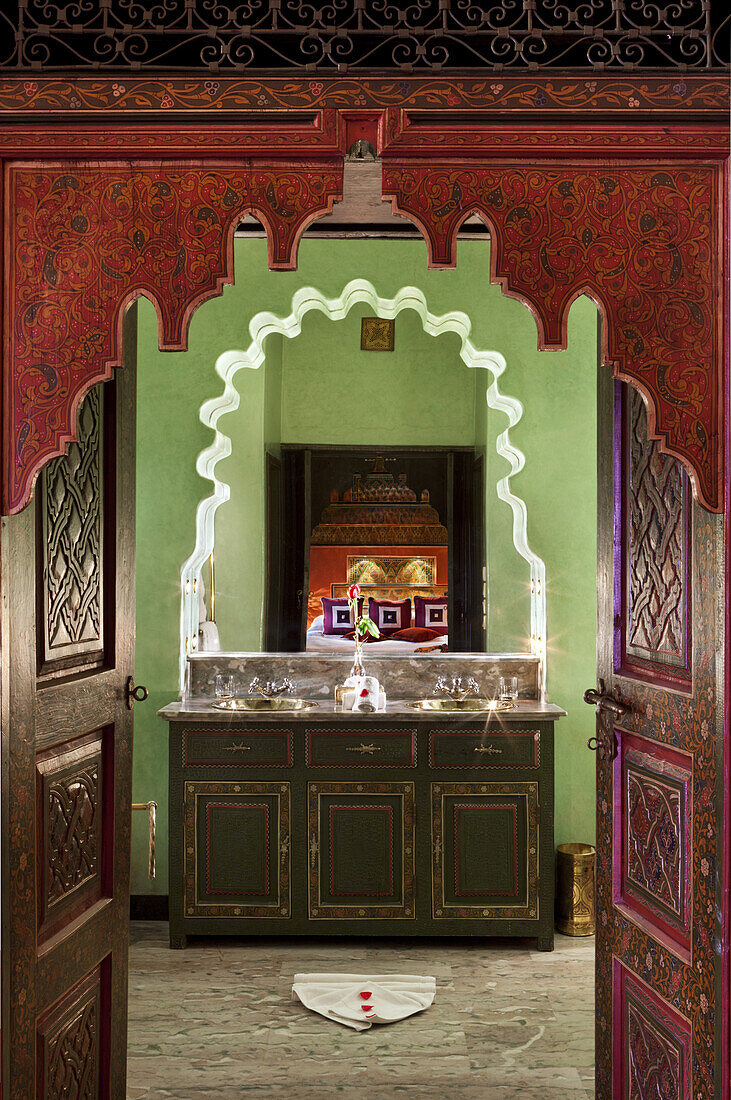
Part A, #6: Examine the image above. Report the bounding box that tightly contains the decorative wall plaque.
[361,317,395,351]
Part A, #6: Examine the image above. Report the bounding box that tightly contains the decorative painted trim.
[308,780,415,920]
[431,780,539,920]
[182,780,290,918]
[305,728,417,768]
[613,960,692,1100]
[382,164,724,513]
[179,278,547,693]
[614,731,693,959]
[428,729,540,768]
[594,506,721,1096]
[0,74,727,116]
[182,728,293,768]
[3,162,342,516]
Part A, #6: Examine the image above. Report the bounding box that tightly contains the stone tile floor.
[126,922,594,1099]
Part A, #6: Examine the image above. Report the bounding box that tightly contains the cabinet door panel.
[308,781,415,920]
[183,781,290,918]
[432,782,539,920]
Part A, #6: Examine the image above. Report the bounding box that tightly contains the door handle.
[126,676,149,710]
[583,680,628,760]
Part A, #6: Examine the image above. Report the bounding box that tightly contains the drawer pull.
[222,741,252,753]
[474,744,503,755]
[345,743,382,755]
[309,833,319,867]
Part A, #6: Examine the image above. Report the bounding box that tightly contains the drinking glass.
[215,673,234,699]
[499,675,519,701]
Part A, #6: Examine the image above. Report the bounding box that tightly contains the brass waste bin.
[556,843,595,936]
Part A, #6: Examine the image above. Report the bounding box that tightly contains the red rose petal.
[359,991,372,999]
[359,688,369,697]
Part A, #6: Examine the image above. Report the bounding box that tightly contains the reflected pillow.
[389,627,442,643]
[368,597,411,636]
[321,596,363,635]
[414,596,448,636]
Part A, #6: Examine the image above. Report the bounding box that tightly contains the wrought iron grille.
[0,1,728,71]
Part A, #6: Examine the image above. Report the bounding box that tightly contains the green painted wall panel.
[133,237,597,895]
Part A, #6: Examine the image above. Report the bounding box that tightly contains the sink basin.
[213,697,319,712]
[406,698,515,713]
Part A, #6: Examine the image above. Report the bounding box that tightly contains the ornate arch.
[0,85,727,515]
[4,162,342,514]
[381,162,724,512]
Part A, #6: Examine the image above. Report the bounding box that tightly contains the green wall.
[133,236,597,895]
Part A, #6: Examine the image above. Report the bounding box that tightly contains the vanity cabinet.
[166,711,558,950]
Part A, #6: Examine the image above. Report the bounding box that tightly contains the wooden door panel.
[596,381,723,1097]
[36,960,110,1100]
[1,310,136,1097]
[37,384,106,679]
[613,962,692,1100]
[431,781,539,920]
[182,780,291,918]
[307,781,415,920]
[36,729,113,947]
[617,389,693,689]
[614,731,693,959]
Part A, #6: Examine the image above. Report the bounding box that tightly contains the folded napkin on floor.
[291,973,437,1031]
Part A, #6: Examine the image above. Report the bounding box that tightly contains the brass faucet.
[248,676,295,698]
[434,675,480,703]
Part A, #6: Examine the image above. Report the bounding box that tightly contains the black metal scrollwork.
[0,1,728,71]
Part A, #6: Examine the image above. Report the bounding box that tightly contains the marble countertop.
[158,698,567,723]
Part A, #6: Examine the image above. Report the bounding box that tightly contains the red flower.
[347,584,361,600]
[359,688,369,698]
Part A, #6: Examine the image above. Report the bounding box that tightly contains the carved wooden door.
[1,320,137,1098]
[593,377,724,1098]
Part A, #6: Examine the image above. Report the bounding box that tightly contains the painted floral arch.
[1,104,726,516]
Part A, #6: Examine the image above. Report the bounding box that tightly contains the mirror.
[154,235,598,694]
[179,273,543,684]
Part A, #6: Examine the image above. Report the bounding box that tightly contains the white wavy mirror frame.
[178,279,547,696]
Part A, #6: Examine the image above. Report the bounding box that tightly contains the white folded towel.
[292,973,436,1030]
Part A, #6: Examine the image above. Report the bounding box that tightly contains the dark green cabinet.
[167,717,555,949]
[431,782,538,919]
[308,781,416,920]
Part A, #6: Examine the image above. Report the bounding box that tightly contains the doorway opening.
[129,225,600,1092]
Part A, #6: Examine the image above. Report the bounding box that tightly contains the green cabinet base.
[167,718,556,949]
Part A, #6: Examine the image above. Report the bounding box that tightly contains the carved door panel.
[595,380,724,1098]
[307,781,415,921]
[1,314,137,1098]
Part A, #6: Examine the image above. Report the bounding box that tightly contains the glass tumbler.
[215,673,234,699]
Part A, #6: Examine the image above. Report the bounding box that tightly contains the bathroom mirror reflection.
[169,253,568,688]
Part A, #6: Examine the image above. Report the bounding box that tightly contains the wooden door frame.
[0,72,729,1095]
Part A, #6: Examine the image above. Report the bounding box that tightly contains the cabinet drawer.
[182,728,293,768]
[429,727,540,769]
[306,727,416,767]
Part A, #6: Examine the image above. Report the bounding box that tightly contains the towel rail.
[132,800,157,879]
